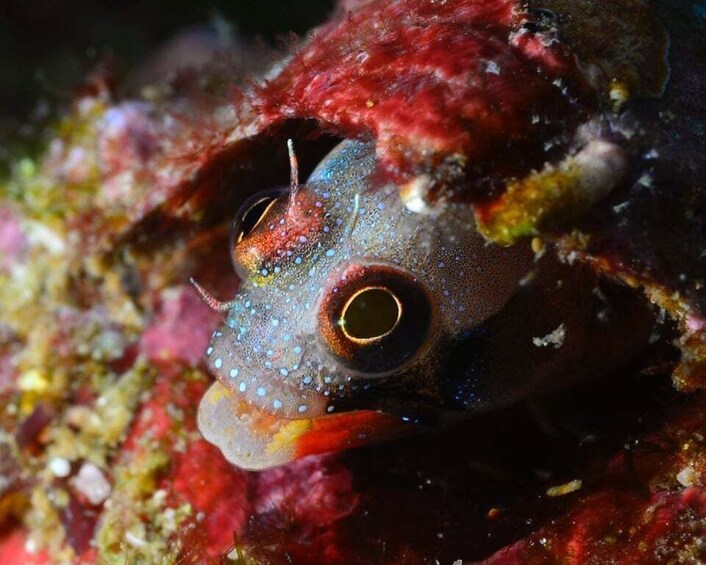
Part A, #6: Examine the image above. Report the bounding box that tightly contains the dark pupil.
[239,197,276,240]
[342,288,400,340]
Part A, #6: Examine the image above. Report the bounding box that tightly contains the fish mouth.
[198,381,414,470]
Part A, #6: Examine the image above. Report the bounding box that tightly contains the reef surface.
[0,0,704,563]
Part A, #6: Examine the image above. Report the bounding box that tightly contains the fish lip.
[198,381,415,470]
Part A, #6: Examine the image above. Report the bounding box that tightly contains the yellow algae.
[96,447,192,565]
[546,479,583,497]
[17,369,49,393]
[46,366,152,466]
[609,79,631,112]
[25,487,70,561]
[476,166,584,245]
[476,140,625,245]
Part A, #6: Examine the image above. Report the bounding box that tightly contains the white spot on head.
[214,358,223,369]
[257,387,267,397]
[298,405,308,413]
[229,368,239,378]
[239,382,247,392]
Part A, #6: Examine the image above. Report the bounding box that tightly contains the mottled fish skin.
[198,140,654,469]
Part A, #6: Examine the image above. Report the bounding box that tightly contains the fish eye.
[231,187,288,246]
[340,287,402,342]
[319,264,436,375]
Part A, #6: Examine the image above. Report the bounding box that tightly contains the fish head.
[197,140,535,469]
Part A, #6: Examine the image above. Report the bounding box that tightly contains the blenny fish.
[194,138,654,470]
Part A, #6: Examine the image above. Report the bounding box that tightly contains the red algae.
[140,287,219,367]
[260,0,589,179]
[168,440,250,558]
[482,396,706,564]
[0,530,49,565]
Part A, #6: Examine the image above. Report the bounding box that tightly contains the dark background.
[0,0,334,168]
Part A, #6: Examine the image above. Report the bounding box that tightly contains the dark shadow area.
[0,0,335,170]
[242,339,682,562]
